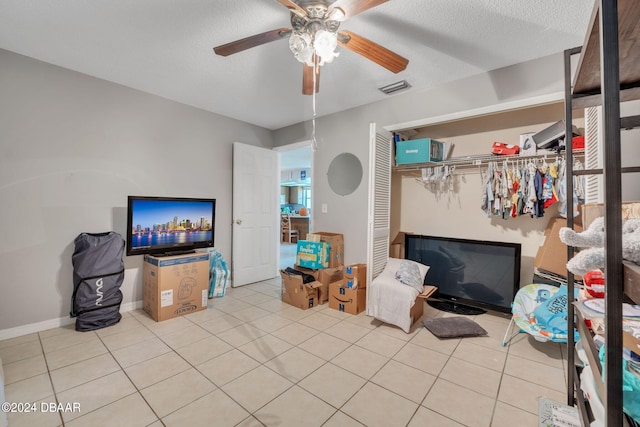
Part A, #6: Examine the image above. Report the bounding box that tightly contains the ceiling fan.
[213,0,409,95]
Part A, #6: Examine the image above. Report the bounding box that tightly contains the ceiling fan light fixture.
[313,29,339,65]
[289,32,314,64]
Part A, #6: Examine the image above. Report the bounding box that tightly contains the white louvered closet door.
[367,123,392,288]
[584,106,604,203]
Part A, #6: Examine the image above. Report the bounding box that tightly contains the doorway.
[274,142,313,270]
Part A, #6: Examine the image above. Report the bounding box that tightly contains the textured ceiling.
[0,0,594,130]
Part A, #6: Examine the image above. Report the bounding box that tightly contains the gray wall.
[0,49,274,333]
[273,53,567,266]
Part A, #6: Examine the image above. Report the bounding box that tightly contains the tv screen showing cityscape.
[127,197,215,254]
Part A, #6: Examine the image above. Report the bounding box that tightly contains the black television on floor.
[126,196,216,257]
[405,234,521,315]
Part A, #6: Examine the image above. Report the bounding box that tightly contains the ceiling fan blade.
[302,63,320,95]
[275,0,307,18]
[214,28,292,56]
[329,0,389,20]
[337,30,408,73]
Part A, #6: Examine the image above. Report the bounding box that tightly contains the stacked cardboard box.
[328,264,367,315]
[280,269,322,310]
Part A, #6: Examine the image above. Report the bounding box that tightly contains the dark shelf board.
[624,261,640,303]
[573,0,640,97]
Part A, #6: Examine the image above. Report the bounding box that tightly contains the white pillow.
[384,258,430,291]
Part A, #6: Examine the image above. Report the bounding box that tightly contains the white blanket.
[366,266,420,333]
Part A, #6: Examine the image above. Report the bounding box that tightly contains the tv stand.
[427,300,487,316]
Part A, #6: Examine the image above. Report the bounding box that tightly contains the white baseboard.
[0,300,143,341]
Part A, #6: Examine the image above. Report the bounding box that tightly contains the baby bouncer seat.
[502,283,574,346]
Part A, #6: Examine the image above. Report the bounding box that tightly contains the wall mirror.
[327,152,363,196]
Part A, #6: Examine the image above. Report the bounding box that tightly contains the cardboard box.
[280,270,320,310]
[296,240,329,269]
[395,138,445,165]
[143,253,209,322]
[328,280,366,315]
[345,263,367,289]
[317,266,344,303]
[390,232,407,259]
[410,285,438,325]
[313,232,344,268]
[581,202,640,229]
[519,132,537,156]
[534,218,583,279]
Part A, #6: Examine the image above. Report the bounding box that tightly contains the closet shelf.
[624,262,640,304]
[392,149,584,172]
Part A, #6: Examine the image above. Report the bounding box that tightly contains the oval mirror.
[327,152,363,196]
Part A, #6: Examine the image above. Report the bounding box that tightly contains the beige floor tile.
[371,359,436,403]
[50,353,120,392]
[264,347,325,382]
[110,336,172,368]
[497,374,565,415]
[376,320,423,341]
[140,368,216,418]
[216,323,267,347]
[452,340,507,372]
[248,313,293,333]
[40,330,98,353]
[504,353,566,392]
[159,324,211,349]
[256,298,290,313]
[254,385,336,427]
[506,333,564,368]
[199,314,245,334]
[221,365,293,413]
[197,349,260,386]
[299,363,366,408]
[410,328,461,355]
[183,306,226,324]
[162,389,250,427]
[125,351,191,389]
[392,342,450,376]
[147,421,164,427]
[464,317,512,352]
[38,323,76,339]
[491,401,539,427]
[342,312,383,329]
[3,353,48,385]
[240,291,276,306]
[213,298,253,314]
[320,306,354,320]
[5,395,62,427]
[0,332,39,349]
[99,326,155,351]
[271,322,318,346]
[331,345,389,380]
[355,330,407,358]
[224,286,257,299]
[324,321,371,342]
[95,315,143,337]
[341,382,419,427]
[64,392,158,427]
[423,379,495,427]
[278,305,315,321]
[0,340,43,364]
[237,334,293,363]
[174,334,233,365]
[439,357,502,398]
[297,332,351,361]
[5,373,54,402]
[44,338,108,370]
[230,306,272,322]
[57,371,136,422]
[144,316,194,337]
[322,411,366,427]
[298,311,343,331]
[408,406,464,426]
[235,415,266,427]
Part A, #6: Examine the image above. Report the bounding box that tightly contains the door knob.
[235,219,242,225]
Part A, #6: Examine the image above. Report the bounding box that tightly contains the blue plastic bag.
[200,248,229,298]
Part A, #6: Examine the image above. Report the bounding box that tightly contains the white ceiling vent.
[378,80,411,95]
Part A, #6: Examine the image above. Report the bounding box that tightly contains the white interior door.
[366,123,392,288]
[232,142,280,287]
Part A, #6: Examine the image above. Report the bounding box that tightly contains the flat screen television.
[126,196,216,257]
[405,234,521,315]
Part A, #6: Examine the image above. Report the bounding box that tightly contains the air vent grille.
[378,80,411,95]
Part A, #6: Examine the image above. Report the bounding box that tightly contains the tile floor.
[1,277,569,427]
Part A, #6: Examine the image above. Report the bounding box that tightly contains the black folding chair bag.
[71,232,125,332]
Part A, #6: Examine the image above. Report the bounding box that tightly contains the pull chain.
[311,58,318,152]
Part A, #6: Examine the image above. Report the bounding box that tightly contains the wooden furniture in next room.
[281,214,299,243]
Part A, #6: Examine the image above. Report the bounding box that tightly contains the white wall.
[0,49,274,335]
[273,53,568,266]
